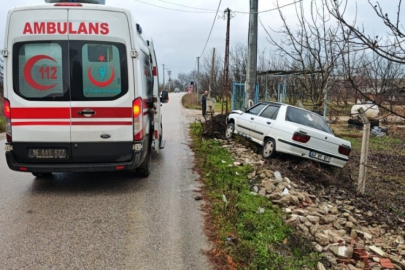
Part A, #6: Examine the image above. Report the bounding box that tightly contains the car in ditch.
[225,102,351,168]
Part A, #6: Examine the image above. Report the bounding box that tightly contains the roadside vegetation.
[190,123,319,269]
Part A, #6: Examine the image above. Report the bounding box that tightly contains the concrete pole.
[197,56,200,102]
[209,48,215,98]
[222,8,231,114]
[357,108,370,195]
[245,0,258,108]
[162,64,165,91]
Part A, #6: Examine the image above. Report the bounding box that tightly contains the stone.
[291,195,300,205]
[348,216,358,224]
[298,223,309,233]
[333,221,342,230]
[313,242,323,252]
[259,173,266,179]
[321,215,338,224]
[330,245,353,259]
[329,207,338,214]
[264,170,273,178]
[357,230,373,240]
[307,215,320,223]
[286,214,300,226]
[284,208,292,214]
[258,188,267,196]
[252,186,259,193]
[273,195,293,206]
[315,232,330,246]
[350,229,358,239]
[304,221,313,228]
[345,222,354,229]
[257,207,265,214]
[274,171,283,182]
[319,205,329,215]
[317,262,326,270]
[328,230,345,244]
[369,245,385,257]
[310,223,320,236]
[283,177,291,185]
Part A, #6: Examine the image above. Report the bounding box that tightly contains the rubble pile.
[199,114,228,139]
[220,139,405,270]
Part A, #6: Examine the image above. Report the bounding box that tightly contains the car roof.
[258,101,319,115]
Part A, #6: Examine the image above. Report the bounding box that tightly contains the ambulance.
[2,0,168,177]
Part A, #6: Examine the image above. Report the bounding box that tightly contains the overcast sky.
[0,0,397,83]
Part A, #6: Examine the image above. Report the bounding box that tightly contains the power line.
[199,0,222,57]
[158,0,217,11]
[235,0,302,14]
[132,0,217,13]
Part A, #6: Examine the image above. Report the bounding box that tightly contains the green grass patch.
[190,123,319,269]
[0,115,5,133]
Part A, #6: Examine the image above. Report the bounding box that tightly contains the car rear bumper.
[277,138,349,168]
[5,150,143,173]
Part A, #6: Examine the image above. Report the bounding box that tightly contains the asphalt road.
[0,93,209,269]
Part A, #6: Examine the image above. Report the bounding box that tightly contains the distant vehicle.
[225,102,351,168]
[351,101,379,119]
[174,88,180,93]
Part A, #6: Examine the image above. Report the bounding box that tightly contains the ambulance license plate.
[309,151,331,163]
[29,148,67,159]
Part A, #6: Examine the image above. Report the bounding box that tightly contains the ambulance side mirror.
[160,90,169,103]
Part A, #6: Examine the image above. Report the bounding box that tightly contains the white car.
[225,102,351,168]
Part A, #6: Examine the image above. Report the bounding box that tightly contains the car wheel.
[262,138,277,158]
[137,139,152,177]
[225,122,235,140]
[32,172,53,177]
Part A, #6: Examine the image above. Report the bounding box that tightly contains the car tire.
[262,138,277,159]
[225,122,235,140]
[137,138,152,177]
[32,172,53,177]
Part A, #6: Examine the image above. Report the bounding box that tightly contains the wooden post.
[357,108,370,195]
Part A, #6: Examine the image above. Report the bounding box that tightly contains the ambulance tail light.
[133,97,143,141]
[3,99,12,142]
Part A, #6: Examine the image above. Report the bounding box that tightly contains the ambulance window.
[142,52,153,98]
[70,41,127,100]
[13,42,69,101]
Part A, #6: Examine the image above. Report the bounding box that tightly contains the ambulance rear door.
[7,8,72,164]
[68,8,134,163]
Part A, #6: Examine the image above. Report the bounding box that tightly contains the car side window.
[286,107,332,133]
[259,105,279,120]
[247,104,267,115]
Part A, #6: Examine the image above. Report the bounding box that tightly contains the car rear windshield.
[286,107,332,134]
[13,41,128,101]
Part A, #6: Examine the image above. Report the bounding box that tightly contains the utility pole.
[168,70,172,92]
[245,0,258,108]
[222,8,231,114]
[197,56,200,102]
[162,64,165,91]
[209,48,215,98]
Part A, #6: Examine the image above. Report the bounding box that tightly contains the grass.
[190,123,319,269]
[0,115,4,133]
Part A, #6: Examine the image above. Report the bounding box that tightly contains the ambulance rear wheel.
[137,138,152,177]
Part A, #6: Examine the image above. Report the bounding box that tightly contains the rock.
[315,232,330,246]
[350,229,358,239]
[283,177,291,185]
[257,207,265,214]
[291,195,299,205]
[369,245,386,257]
[304,221,313,228]
[274,171,283,182]
[264,180,274,193]
[298,223,309,233]
[258,188,267,196]
[313,242,323,252]
[321,215,338,224]
[348,216,358,224]
[284,208,292,214]
[329,207,338,214]
[259,173,266,179]
[328,230,345,244]
[264,170,273,178]
[345,222,354,229]
[333,220,342,230]
[307,215,320,223]
[317,262,326,270]
[319,205,329,215]
[286,214,300,226]
[357,230,373,240]
[252,186,259,193]
[310,223,320,236]
[366,211,373,216]
[330,245,353,259]
[273,195,293,206]
[370,265,381,270]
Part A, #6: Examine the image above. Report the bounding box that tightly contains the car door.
[8,9,72,163]
[250,104,280,142]
[236,103,267,138]
[68,9,134,163]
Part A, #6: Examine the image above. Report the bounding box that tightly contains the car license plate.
[309,151,331,163]
[29,148,67,159]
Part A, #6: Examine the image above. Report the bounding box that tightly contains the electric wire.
[199,0,222,58]
[158,0,217,11]
[132,0,217,13]
[235,0,302,14]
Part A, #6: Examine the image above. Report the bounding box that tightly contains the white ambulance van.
[2,0,168,177]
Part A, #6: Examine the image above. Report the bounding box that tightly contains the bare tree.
[328,0,405,64]
[263,0,349,109]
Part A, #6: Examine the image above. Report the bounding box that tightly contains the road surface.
[0,93,209,269]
